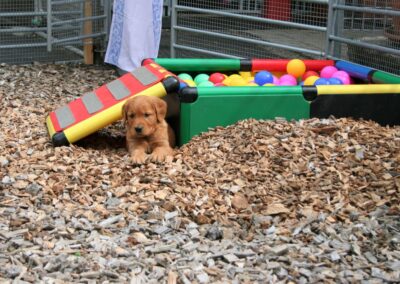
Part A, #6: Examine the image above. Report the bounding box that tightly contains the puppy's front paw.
[150,147,173,163]
[130,151,147,164]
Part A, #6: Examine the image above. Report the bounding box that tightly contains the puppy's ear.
[153,97,167,123]
[122,100,130,126]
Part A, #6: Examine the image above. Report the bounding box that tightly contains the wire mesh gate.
[0,0,111,64]
[170,0,400,75]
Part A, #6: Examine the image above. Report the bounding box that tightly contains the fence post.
[47,0,52,52]
[83,0,94,64]
[170,0,177,58]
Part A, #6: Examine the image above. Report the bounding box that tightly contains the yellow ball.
[246,77,255,83]
[228,74,246,86]
[183,79,196,87]
[247,82,258,86]
[239,71,252,78]
[287,59,306,78]
[263,83,275,86]
[303,75,320,86]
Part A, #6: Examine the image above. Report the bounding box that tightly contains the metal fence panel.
[329,0,400,75]
[0,0,111,64]
[171,0,328,59]
[171,0,400,75]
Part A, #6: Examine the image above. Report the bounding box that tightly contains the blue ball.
[314,78,329,85]
[328,77,343,85]
[254,71,274,86]
[179,81,188,89]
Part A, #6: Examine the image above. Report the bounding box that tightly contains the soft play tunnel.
[150,58,400,146]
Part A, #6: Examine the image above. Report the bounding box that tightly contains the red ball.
[302,71,319,81]
[209,72,225,84]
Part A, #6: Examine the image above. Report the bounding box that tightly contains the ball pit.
[175,60,379,89]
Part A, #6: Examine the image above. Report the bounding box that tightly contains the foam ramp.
[46,62,179,146]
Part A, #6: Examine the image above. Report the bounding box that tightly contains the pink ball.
[320,66,338,79]
[279,79,297,86]
[332,70,350,85]
[273,75,279,85]
[214,83,225,87]
[279,74,297,85]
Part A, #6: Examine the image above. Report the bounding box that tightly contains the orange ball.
[287,59,306,78]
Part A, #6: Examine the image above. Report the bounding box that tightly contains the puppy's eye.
[144,113,150,118]
[129,113,135,119]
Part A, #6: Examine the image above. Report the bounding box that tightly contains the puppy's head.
[122,95,167,138]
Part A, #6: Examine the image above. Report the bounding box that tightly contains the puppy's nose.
[135,126,143,133]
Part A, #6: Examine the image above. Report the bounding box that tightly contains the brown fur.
[122,95,175,164]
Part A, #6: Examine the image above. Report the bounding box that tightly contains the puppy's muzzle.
[134,125,143,134]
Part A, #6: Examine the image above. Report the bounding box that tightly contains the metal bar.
[329,35,400,56]
[52,15,106,26]
[325,0,335,58]
[333,4,400,17]
[171,0,178,58]
[175,26,324,57]
[175,5,327,32]
[52,0,86,5]
[0,26,83,33]
[47,0,52,52]
[0,43,50,49]
[0,11,82,17]
[52,32,106,44]
[172,44,243,59]
[35,31,84,56]
[296,0,328,3]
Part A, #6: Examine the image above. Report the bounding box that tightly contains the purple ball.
[279,74,297,85]
[320,66,338,78]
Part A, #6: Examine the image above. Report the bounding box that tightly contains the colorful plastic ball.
[214,83,225,87]
[239,71,252,78]
[331,70,350,85]
[209,72,226,84]
[263,83,275,86]
[178,73,193,81]
[179,81,188,89]
[302,70,319,81]
[254,71,274,86]
[279,80,297,86]
[247,82,259,86]
[279,74,297,85]
[198,81,214,87]
[194,73,210,85]
[183,79,196,87]
[228,74,247,86]
[246,77,255,83]
[314,78,329,85]
[286,59,306,78]
[320,66,338,78]
[327,77,343,85]
[303,75,320,86]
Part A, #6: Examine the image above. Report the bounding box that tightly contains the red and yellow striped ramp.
[46,63,179,146]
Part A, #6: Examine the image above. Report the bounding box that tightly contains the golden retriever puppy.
[122,95,175,164]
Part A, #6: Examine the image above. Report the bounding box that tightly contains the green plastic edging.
[372,71,400,84]
[154,58,241,72]
[179,86,310,145]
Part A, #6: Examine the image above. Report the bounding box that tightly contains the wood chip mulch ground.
[0,63,399,283]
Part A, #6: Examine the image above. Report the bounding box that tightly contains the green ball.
[178,73,193,81]
[197,81,214,87]
[194,73,210,85]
